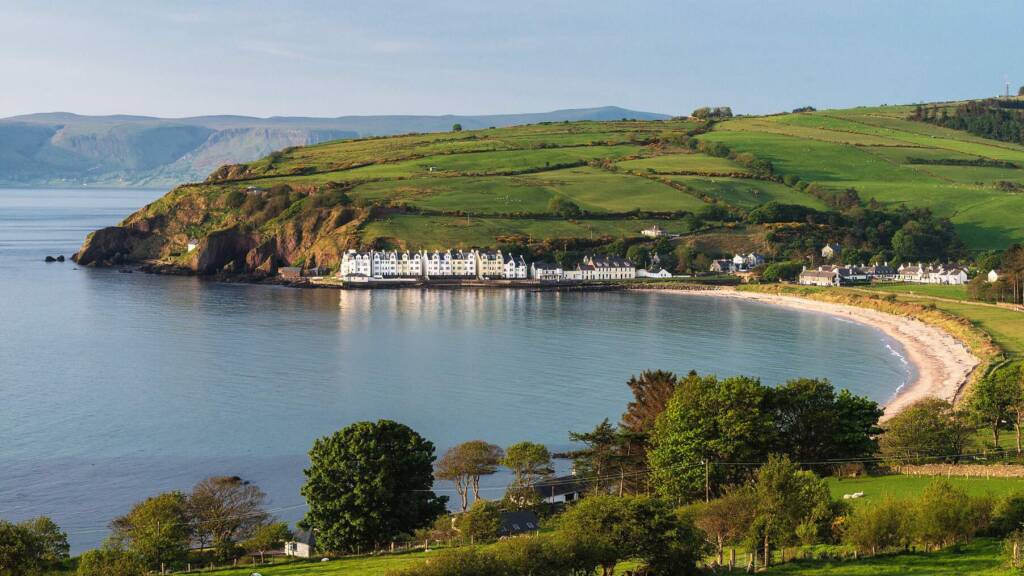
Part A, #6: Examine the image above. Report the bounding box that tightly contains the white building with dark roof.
[503,254,528,279]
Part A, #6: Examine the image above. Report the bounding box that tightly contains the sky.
[2,0,1022,119]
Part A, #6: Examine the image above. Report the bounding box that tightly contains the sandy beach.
[657,288,980,418]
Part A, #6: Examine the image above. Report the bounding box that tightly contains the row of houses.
[337,250,665,282]
[710,252,767,274]
[339,249,528,280]
[798,262,969,287]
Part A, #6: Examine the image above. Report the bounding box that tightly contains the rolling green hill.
[72,100,1024,274]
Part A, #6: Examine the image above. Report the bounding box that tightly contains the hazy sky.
[2,0,1022,118]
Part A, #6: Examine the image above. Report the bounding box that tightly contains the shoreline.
[640,287,980,418]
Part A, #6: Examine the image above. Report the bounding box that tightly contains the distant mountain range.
[0,106,670,188]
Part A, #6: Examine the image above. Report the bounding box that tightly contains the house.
[798,266,838,287]
[503,254,528,279]
[744,253,766,269]
[863,262,897,281]
[989,269,1002,283]
[710,259,734,274]
[477,250,504,278]
[424,250,454,277]
[577,255,636,280]
[284,529,315,558]
[499,511,540,537]
[340,250,372,277]
[279,267,303,281]
[835,266,870,285]
[397,251,424,277]
[821,243,842,260]
[897,262,927,283]
[532,475,585,504]
[186,238,198,253]
[732,254,748,270]
[641,224,666,238]
[530,261,564,281]
[371,251,399,278]
[451,250,478,277]
[931,266,969,285]
[637,267,672,278]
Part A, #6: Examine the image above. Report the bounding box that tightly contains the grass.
[360,214,695,249]
[827,475,1024,503]
[767,538,1010,575]
[666,175,827,209]
[615,152,750,174]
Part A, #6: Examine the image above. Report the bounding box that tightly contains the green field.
[850,285,1024,357]
[827,475,1024,503]
[768,539,1010,575]
[697,107,1024,249]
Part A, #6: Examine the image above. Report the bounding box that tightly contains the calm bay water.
[0,188,914,552]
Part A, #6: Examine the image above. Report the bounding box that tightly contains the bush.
[915,480,976,550]
[993,493,1024,537]
[761,261,803,283]
[77,548,145,576]
[843,496,911,555]
[458,500,502,544]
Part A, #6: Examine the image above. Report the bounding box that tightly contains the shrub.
[458,500,502,544]
[843,496,911,555]
[914,480,976,550]
[76,548,145,576]
[992,493,1024,536]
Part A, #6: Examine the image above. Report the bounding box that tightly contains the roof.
[279,267,302,274]
[291,529,315,546]
[500,511,540,535]
[532,475,584,498]
[800,269,836,279]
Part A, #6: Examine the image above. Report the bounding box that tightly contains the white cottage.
[503,254,528,279]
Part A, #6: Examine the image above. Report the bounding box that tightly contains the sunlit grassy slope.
[160,103,1024,255]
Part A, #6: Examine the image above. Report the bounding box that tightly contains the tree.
[915,480,975,550]
[625,245,651,268]
[555,495,704,576]
[761,261,803,282]
[242,522,292,564]
[109,492,191,572]
[458,500,502,544]
[547,196,582,217]
[621,370,679,436]
[750,455,832,567]
[649,373,774,501]
[568,419,630,494]
[501,441,553,505]
[188,476,269,561]
[76,548,145,576]
[969,367,1019,448]
[18,516,68,566]
[435,441,503,511]
[452,123,462,132]
[687,486,757,565]
[843,496,911,555]
[769,378,882,468]
[879,398,973,464]
[301,420,447,553]
[0,521,43,576]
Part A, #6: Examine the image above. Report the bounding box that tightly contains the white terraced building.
[504,254,528,279]
[424,250,454,277]
[371,251,399,277]
[340,250,373,277]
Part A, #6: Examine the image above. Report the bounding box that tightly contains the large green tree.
[0,521,43,576]
[969,366,1020,448]
[435,441,503,511]
[501,441,553,506]
[108,492,191,572]
[879,398,974,463]
[770,378,882,467]
[301,420,447,553]
[750,455,832,567]
[649,374,773,501]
